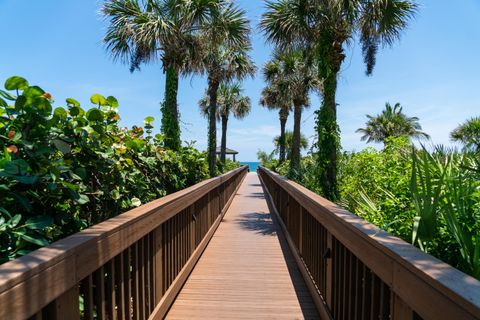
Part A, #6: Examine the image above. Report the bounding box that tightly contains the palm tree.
[356,103,429,145]
[195,3,255,176]
[273,131,309,160]
[261,49,318,175]
[260,81,291,164]
[102,0,220,150]
[262,0,417,199]
[200,83,251,163]
[451,117,480,151]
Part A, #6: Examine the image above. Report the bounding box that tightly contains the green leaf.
[4,159,30,175]
[131,197,142,207]
[5,76,29,91]
[144,116,155,123]
[0,97,7,107]
[34,97,52,114]
[23,86,45,98]
[87,109,104,122]
[106,96,119,108]
[9,214,21,227]
[19,233,50,247]
[0,90,16,101]
[53,139,71,154]
[54,107,68,120]
[91,124,105,134]
[66,98,80,107]
[112,189,121,200]
[25,216,53,230]
[73,193,90,205]
[90,94,107,106]
[74,167,87,180]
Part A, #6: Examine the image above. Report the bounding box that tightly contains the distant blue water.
[240,162,260,172]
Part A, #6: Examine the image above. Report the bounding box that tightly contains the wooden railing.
[0,166,248,320]
[258,166,480,320]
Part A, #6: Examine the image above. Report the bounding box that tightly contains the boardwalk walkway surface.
[166,172,319,319]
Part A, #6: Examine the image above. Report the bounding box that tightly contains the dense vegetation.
[0,76,213,263]
[260,135,480,279]
[102,0,255,176]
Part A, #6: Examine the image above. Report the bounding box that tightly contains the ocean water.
[240,162,260,172]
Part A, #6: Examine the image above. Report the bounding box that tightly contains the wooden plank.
[166,172,319,319]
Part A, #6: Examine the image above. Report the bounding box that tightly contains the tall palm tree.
[451,117,480,151]
[102,0,220,150]
[261,49,318,175]
[273,131,309,161]
[196,3,255,176]
[260,80,291,164]
[356,102,429,145]
[200,83,251,163]
[262,0,417,199]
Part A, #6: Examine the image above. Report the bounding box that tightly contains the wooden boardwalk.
[166,172,319,319]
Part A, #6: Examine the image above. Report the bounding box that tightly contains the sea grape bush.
[0,76,209,263]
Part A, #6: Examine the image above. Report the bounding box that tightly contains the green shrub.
[218,159,241,174]
[337,136,415,240]
[0,76,209,263]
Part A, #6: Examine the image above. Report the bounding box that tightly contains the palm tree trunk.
[221,115,228,164]
[207,76,220,176]
[161,65,181,150]
[316,60,341,200]
[279,109,288,163]
[290,102,302,176]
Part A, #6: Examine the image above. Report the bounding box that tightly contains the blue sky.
[1,0,479,161]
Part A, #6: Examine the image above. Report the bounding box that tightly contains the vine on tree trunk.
[161,66,181,150]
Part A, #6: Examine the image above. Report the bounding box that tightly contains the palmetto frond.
[102,0,225,73]
[261,0,417,75]
[199,82,251,121]
[356,102,429,144]
[194,2,255,82]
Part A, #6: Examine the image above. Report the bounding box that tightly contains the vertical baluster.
[115,254,126,320]
[106,260,117,320]
[371,274,380,320]
[132,243,140,320]
[144,233,151,317]
[124,248,132,320]
[154,226,163,305]
[94,266,106,320]
[83,274,94,320]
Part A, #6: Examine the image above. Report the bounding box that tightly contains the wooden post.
[45,286,80,320]
[392,293,414,320]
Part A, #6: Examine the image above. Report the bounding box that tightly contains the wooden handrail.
[0,166,248,320]
[258,166,480,320]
